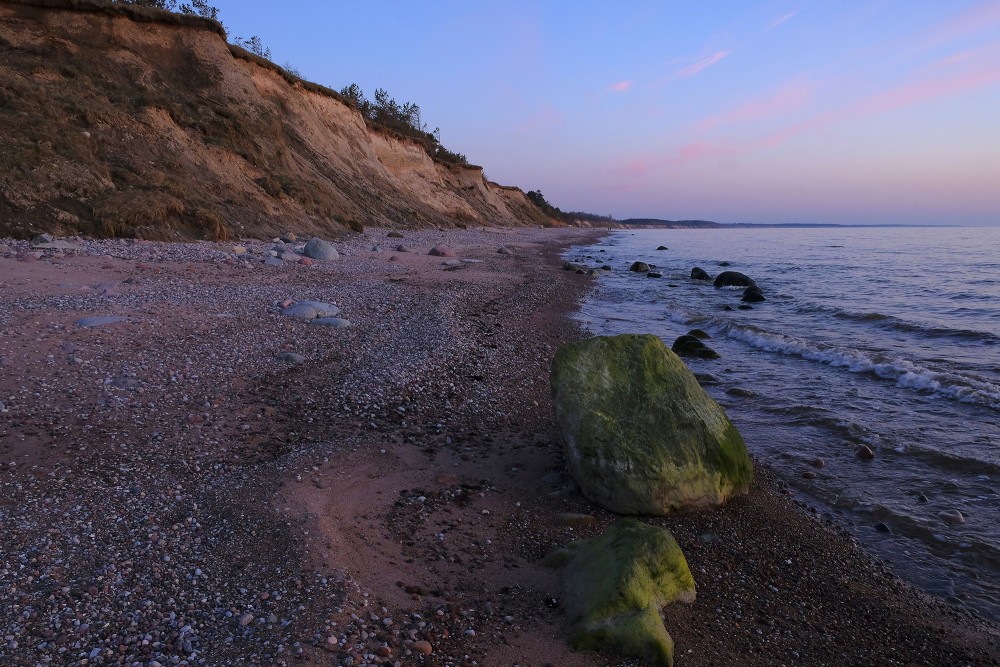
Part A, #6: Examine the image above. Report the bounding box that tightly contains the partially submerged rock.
[671,334,720,359]
[714,271,756,288]
[629,261,650,273]
[551,334,752,514]
[742,285,766,302]
[690,267,711,281]
[550,518,696,667]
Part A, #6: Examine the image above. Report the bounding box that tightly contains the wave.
[722,324,1000,410]
[809,307,1000,344]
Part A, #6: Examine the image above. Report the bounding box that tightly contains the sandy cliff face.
[0,1,556,239]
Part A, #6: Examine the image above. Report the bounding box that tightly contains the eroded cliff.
[0,0,557,239]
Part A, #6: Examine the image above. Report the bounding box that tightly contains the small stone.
[311,317,351,328]
[263,257,284,267]
[497,246,513,255]
[811,458,826,468]
[939,509,965,525]
[76,316,128,328]
[801,471,818,479]
[303,238,339,261]
[411,640,432,655]
[429,245,456,257]
[855,444,875,460]
[239,613,254,627]
[277,352,306,364]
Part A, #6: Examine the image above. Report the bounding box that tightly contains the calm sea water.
[567,226,1000,620]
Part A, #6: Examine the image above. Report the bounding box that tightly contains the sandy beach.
[1,227,997,667]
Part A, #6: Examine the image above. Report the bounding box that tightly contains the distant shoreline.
[612,221,958,229]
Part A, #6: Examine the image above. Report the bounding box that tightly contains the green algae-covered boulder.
[551,334,752,515]
[553,518,696,667]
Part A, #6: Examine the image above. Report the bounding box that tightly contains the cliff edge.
[0,0,558,239]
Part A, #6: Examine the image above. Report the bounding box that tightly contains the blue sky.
[209,1,1000,225]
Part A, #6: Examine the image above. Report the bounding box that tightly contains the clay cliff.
[0,0,558,240]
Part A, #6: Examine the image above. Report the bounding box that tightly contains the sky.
[207,1,1000,226]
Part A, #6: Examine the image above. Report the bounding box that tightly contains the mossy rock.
[551,334,752,514]
[557,518,696,666]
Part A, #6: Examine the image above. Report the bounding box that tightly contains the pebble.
[411,640,432,655]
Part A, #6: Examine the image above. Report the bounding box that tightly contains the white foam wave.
[723,325,1000,410]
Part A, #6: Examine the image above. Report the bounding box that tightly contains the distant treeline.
[621,218,722,228]
[526,191,616,225]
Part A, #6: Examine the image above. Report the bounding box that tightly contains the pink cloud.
[676,50,729,77]
[915,1,1000,51]
[693,81,814,132]
[610,80,633,92]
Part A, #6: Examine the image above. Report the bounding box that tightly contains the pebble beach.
[1,227,997,667]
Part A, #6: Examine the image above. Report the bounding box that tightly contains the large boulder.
[690,267,712,281]
[629,261,650,273]
[548,519,696,667]
[551,334,752,514]
[714,271,755,288]
[303,238,339,261]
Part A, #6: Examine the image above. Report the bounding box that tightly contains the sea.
[566,226,1000,620]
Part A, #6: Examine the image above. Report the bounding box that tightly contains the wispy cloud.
[609,80,633,93]
[914,0,1000,52]
[767,10,798,32]
[692,80,814,132]
[614,50,1000,180]
[676,50,730,77]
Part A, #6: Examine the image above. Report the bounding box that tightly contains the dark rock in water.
[687,329,711,339]
[601,265,612,271]
[690,267,712,280]
[737,304,754,310]
[811,458,826,468]
[588,269,599,276]
[647,272,662,278]
[917,494,929,503]
[855,444,875,460]
[656,245,669,250]
[714,271,756,288]
[801,471,818,479]
[742,285,766,302]
[874,522,892,533]
[726,387,755,398]
[718,261,731,267]
[724,305,734,311]
[576,268,586,274]
[563,261,576,271]
[672,335,721,359]
[694,373,722,385]
[630,261,650,272]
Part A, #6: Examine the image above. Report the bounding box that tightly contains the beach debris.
[551,334,752,515]
[690,267,712,280]
[671,334,720,360]
[303,237,339,261]
[629,261,650,272]
[714,271,757,288]
[742,285,766,302]
[546,518,695,667]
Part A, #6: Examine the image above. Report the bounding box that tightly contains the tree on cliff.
[111,0,220,19]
